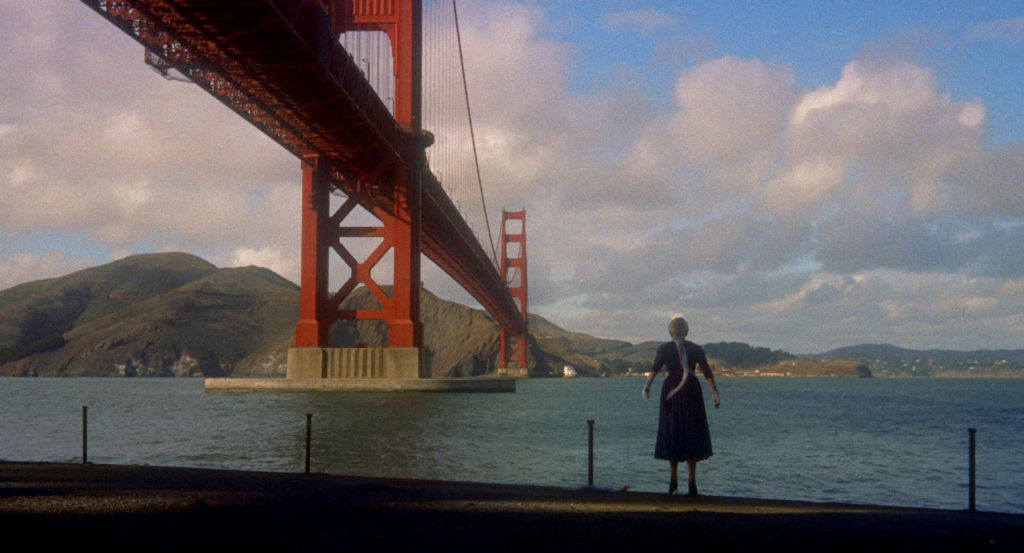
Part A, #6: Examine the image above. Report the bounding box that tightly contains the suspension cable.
[452,0,497,265]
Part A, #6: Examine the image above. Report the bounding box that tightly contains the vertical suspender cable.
[452,0,497,265]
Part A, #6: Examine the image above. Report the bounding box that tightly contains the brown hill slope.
[0,257,299,377]
[0,252,218,354]
[0,253,554,377]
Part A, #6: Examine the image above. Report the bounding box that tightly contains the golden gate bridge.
[80,0,529,383]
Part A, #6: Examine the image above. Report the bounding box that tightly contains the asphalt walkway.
[1,461,1020,552]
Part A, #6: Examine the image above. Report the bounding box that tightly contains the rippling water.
[1,377,1021,513]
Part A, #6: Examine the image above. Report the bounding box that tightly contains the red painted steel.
[81,0,526,354]
[296,155,331,347]
[499,210,528,371]
[320,0,423,347]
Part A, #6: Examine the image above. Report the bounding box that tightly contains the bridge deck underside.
[83,0,523,333]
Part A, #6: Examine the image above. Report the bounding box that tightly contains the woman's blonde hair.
[668,317,689,338]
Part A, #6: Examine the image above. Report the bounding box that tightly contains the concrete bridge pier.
[204,347,514,392]
[286,347,428,380]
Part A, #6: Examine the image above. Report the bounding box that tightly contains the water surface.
[1,377,1020,513]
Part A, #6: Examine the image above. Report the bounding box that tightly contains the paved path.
[1,461,1021,552]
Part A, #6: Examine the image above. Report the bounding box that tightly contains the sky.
[1,1,1022,353]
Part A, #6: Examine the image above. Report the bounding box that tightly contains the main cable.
[452,0,497,266]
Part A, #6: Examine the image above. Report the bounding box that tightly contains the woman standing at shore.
[642,316,720,496]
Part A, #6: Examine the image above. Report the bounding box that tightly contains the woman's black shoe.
[668,478,678,495]
[688,480,698,497]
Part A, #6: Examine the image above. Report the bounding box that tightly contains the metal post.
[305,413,313,474]
[82,406,88,464]
[587,419,594,487]
[968,427,977,512]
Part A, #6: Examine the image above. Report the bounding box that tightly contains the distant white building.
[563,365,577,378]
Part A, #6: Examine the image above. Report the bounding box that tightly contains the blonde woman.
[642,316,720,495]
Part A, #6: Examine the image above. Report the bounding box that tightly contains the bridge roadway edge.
[1,461,1021,552]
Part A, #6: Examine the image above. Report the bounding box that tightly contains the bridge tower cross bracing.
[296,0,424,353]
[498,210,528,377]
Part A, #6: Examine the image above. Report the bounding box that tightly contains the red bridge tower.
[291,0,427,378]
[499,210,529,377]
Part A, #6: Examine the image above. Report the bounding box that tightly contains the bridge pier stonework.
[286,347,426,379]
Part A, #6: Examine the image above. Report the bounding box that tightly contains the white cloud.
[628,56,797,210]
[958,101,986,128]
[0,1,299,260]
[222,247,295,282]
[671,56,795,166]
[792,61,938,125]
[763,157,845,216]
[429,6,1024,350]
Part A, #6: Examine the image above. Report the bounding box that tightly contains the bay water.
[1,377,1021,513]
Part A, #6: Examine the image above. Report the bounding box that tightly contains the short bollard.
[305,413,313,474]
[82,406,88,464]
[587,419,595,487]
[968,427,977,512]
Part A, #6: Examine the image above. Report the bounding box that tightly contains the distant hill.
[815,344,1024,377]
[528,315,653,375]
[0,252,218,361]
[0,253,299,376]
[732,358,873,378]
[703,342,795,368]
[0,252,909,379]
[526,333,871,378]
[0,253,554,377]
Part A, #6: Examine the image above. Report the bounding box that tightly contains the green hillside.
[0,253,554,377]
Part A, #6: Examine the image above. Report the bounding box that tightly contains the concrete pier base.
[207,347,514,392]
[286,347,427,379]
[204,377,515,393]
[497,367,529,378]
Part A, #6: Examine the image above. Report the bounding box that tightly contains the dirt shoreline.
[1,461,1021,552]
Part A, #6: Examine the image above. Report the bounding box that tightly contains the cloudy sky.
[1,1,1022,353]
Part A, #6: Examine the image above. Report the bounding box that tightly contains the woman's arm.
[698,356,720,408]
[641,348,665,399]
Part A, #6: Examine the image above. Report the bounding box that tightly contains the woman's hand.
[642,373,656,400]
[711,389,721,409]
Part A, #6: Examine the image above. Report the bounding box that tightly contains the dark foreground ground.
[1,461,1021,552]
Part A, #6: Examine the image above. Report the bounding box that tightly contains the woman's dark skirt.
[655,372,713,462]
